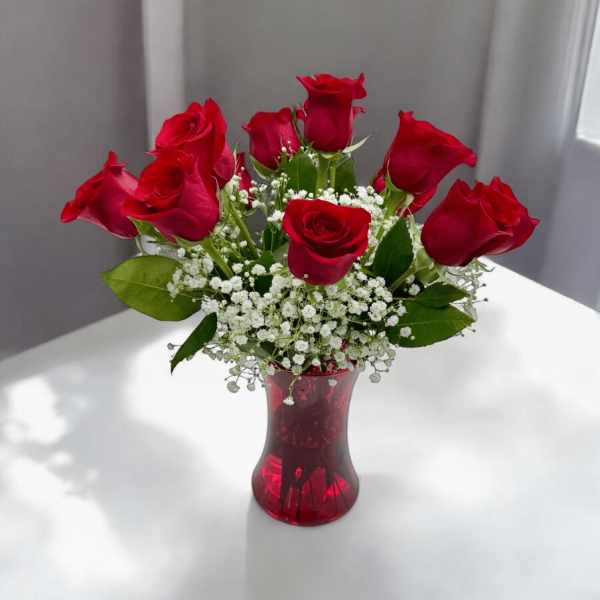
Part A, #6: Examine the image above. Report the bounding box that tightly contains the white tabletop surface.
[1,261,600,600]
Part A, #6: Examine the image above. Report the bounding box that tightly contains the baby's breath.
[164,181,481,394]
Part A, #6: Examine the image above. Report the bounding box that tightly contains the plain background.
[1,0,598,361]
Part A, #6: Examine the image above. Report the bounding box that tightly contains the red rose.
[296,73,366,153]
[383,111,477,196]
[234,152,254,209]
[61,151,138,238]
[151,100,235,190]
[421,177,539,266]
[282,199,371,285]
[371,167,437,217]
[372,168,386,195]
[122,150,220,243]
[242,108,301,171]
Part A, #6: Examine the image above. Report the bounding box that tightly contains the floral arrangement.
[61,73,538,401]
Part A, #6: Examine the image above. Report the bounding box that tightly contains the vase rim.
[269,366,355,378]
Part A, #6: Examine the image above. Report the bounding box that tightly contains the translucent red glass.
[252,369,360,526]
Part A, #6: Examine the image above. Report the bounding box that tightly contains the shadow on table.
[0,315,247,600]
[244,473,406,600]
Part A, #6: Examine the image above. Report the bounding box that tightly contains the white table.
[1,261,600,600]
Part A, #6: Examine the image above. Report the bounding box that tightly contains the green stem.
[328,163,337,190]
[389,265,415,293]
[200,237,234,279]
[315,154,330,196]
[229,201,259,259]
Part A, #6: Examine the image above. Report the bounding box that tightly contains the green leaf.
[128,217,154,236]
[239,340,276,360]
[319,151,344,161]
[262,226,287,254]
[262,226,274,252]
[128,217,169,242]
[171,313,218,373]
[385,170,408,193]
[387,303,473,348]
[415,266,441,285]
[273,241,289,264]
[343,135,371,154]
[100,256,201,321]
[249,155,276,179]
[335,157,357,194]
[412,282,468,308]
[283,150,318,194]
[372,218,414,287]
[246,251,276,295]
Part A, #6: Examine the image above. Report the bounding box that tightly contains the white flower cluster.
[168,239,402,393]
[163,179,482,398]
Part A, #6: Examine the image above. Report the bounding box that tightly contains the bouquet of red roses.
[61,73,538,396]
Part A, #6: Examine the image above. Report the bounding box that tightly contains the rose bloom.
[421,177,539,266]
[242,107,301,171]
[234,152,254,209]
[371,167,437,217]
[61,151,138,238]
[151,99,234,190]
[282,199,371,285]
[381,111,477,196]
[297,73,366,153]
[122,150,220,243]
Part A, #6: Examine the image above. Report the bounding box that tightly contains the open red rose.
[122,150,220,243]
[242,107,301,171]
[282,199,371,285]
[382,111,476,196]
[151,100,235,190]
[371,167,437,217]
[61,151,138,238]
[296,73,366,153]
[234,152,254,209]
[421,177,539,266]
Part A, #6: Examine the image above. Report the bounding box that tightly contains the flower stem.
[315,154,330,196]
[200,237,234,279]
[328,163,337,190]
[389,265,415,293]
[229,200,259,259]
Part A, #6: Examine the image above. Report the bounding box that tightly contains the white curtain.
[476,0,599,308]
[141,0,185,144]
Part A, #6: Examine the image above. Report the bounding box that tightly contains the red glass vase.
[252,368,360,526]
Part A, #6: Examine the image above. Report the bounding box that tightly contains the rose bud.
[61,151,138,238]
[282,199,371,285]
[151,99,235,190]
[371,168,386,195]
[122,150,220,243]
[371,167,437,217]
[383,111,477,196]
[421,177,539,267]
[296,73,366,153]
[234,152,254,209]
[242,108,301,171]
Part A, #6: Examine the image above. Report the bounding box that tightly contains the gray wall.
[185,0,497,191]
[0,0,148,360]
[3,0,595,361]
